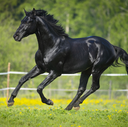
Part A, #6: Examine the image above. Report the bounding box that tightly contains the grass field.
[0,98,128,127]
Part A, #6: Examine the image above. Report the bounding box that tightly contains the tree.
[1,0,128,74]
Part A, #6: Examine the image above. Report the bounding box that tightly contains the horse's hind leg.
[74,64,110,109]
[73,72,101,109]
[65,69,91,110]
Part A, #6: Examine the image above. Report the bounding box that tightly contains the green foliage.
[0,0,128,89]
[0,101,128,127]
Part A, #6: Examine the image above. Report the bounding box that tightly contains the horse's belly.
[62,57,92,74]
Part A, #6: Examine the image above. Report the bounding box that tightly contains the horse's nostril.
[13,34,17,37]
[13,34,19,41]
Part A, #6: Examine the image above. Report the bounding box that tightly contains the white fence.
[0,71,128,76]
[0,71,128,99]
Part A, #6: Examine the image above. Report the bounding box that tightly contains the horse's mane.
[30,9,68,37]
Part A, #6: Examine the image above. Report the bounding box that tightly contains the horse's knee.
[77,87,85,96]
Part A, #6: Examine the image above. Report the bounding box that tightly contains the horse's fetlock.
[11,93,16,98]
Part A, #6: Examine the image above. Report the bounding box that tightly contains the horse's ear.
[24,9,28,16]
[32,8,36,16]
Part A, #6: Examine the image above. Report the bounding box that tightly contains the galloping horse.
[8,8,128,110]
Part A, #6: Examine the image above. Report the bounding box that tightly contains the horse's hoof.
[7,101,14,107]
[47,99,54,105]
[73,106,80,111]
[64,107,68,110]
[64,106,72,110]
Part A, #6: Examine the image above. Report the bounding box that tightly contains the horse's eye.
[27,17,33,23]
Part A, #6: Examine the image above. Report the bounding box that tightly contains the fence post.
[127,85,128,99]
[109,81,112,99]
[7,62,10,103]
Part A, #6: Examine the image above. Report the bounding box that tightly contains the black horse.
[8,8,128,110]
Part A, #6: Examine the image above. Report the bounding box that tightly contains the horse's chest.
[35,51,54,71]
[43,48,59,64]
[35,45,68,72]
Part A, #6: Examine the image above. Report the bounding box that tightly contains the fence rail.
[0,70,128,100]
[0,87,128,100]
[0,87,128,92]
[0,71,128,76]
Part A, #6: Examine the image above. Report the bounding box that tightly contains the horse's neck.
[36,26,59,54]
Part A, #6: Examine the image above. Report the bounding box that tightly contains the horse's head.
[13,8,37,41]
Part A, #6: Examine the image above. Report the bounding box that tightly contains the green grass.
[0,102,128,127]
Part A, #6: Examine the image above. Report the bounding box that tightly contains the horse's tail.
[113,45,128,74]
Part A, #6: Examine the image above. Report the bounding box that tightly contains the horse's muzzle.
[13,34,21,41]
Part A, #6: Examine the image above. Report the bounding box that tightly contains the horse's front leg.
[8,65,43,107]
[37,70,60,105]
